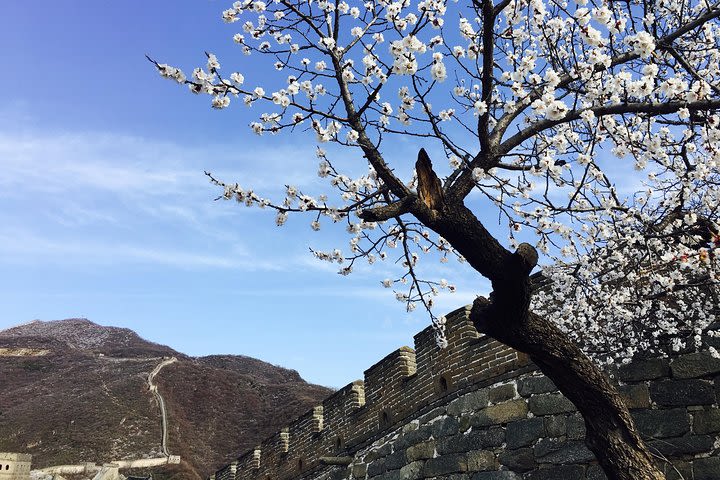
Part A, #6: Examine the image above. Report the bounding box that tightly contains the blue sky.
[0,0,489,388]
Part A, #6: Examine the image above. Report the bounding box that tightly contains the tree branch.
[499,99,720,155]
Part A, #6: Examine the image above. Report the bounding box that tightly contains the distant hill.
[0,319,332,480]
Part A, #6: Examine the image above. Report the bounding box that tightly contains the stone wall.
[0,453,31,480]
[212,307,720,480]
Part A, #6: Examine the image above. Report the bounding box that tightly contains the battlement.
[0,453,31,480]
[217,306,531,480]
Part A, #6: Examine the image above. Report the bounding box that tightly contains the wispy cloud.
[0,227,281,270]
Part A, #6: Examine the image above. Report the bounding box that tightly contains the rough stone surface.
[650,379,715,406]
[421,455,467,477]
[543,416,566,437]
[632,408,690,438]
[566,413,586,440]
[648,435,715,456]
[670,352,720,379]
[505,418,545,448]
[438,428,505,453]
[465,451,496,472]
[431,416,460,437]
[528,393,576,415]
[352,464,368,479]
[405,441,435,462]
[398,462,421,480]
[586,465,608,480]
[524,465,584,480]
[488,384,516,404]
[533,439,595,464]
[692,408,720,434]
[618,384,650,409]
[447,391,489,416]
[472,400,528,426]
[517,376,557,396]
[470,472,521,480]
[617,358,670,382]
[693,457,720,480]
[497,449,535,473]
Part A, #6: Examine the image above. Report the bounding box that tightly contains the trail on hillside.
[148,356,178,457]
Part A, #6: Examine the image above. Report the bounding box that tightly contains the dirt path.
[147,356,177,456]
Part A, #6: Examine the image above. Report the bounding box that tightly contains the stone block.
[384,451,406,471]
[367,458,387,477]
[671,352,720,379]
[648,434,715,456]
[393,427,432,450]
[365,443,393,462]
[447,390,489,416]
[650,379,715,406]
[438,427,505,453]
[543,415,566,437]
[398,461,422,480]
[422,454,467,476]
[517,376,557,397]
[586,465,608,480]
[618,384,650,409]
[405,440,435,462]
[330,467,351,480]
[524,465,584,480]
[528,393,576,415]
[473,400,528,426]
[373,471,401,480]
[632,408,689,438]
[661,461,691,480]
[533,439,595,464]
[693,457,720,480]
[498,448,535,473]
[418,407,447,424]
[617,358,670,382]
[466,451,496,472]
[431,415,460,437]
[352,463,368,479]
[471,472,521,480]
[566,413,586,440]
[505,418,545,448]
[488,384,516,404]
[693,407,720,434]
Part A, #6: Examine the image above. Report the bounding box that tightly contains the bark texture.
[413,200,666,480]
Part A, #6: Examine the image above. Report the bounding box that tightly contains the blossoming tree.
[152,0,720,477]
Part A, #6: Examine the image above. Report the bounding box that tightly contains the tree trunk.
[416,201,666,480]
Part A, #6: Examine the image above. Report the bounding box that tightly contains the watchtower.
[0,453,31,480]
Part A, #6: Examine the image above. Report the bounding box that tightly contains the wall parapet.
[217,306,531,480]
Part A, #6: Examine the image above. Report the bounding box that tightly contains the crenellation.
[363,347,417,407]
[251,448,261,469]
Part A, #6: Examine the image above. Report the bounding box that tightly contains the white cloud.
[0,227,281,270]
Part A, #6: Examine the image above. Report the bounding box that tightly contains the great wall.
[211,305,720,480]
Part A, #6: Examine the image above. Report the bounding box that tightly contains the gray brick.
[525,465,584,480]
[693,407,720,434]
[505,418,545,448]
[671,352,720,379]
[618,358,670,382]
[632,408,689,438]
[528,393,576,415]
[517,376,557,396]
[693,457,720,480]
[533,439,595,464]
[648,435,715,456]
[650,379,715,406]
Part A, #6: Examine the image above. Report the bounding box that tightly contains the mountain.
[0,319,332,480]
